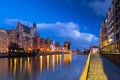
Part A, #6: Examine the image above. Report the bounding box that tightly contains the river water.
[0,53,87,80]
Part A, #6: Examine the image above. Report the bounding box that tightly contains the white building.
[50,40,56,52]
[90,46,99,54]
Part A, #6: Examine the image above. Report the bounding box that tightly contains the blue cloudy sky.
[0,0,112,49]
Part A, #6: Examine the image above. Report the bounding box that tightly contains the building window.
[116,33,119,41]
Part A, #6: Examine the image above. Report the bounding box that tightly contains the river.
[0,53,87,80]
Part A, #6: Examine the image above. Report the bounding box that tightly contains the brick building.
[6,29,17,44]
[64,41,71,51]
[33,34,40,50]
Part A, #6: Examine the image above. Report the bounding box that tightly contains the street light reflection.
[14,58,17,76]
[47,55,50,71]
[8,53,72,77]
[40,56,43,73]
[20,58,22,72]
[52,55,55,71]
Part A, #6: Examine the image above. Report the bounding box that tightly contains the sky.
[0,0,112,49]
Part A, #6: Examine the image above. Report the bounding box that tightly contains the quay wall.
[79,53,91,80]
[101,54,120,67]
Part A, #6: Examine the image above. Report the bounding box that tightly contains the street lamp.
[108,39,112,44]
[40,48,43,51]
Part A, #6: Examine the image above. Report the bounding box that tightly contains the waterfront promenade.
[87,54,120,80]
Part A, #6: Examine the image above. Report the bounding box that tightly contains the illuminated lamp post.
[108,39,112,44]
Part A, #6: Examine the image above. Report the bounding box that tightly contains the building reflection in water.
[0,54,72,80]
[52,55,55,71]
[64,54,71,67]
[20,58,22,73]
[46,55,50,71]
[40,56,42,73]
[0,53,88,80]
[6,53,72,80]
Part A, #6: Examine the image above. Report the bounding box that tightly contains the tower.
[33,22,36,36]
[33,22,36,28]
[64,41,71,51]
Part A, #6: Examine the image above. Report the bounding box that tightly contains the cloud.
[5,18,99,49]
[5,18,32,27]
[83,25,89,31]
[89,0,112,16]
[65,0,89,7]
[65,0,112,16]
[37,22,80,40]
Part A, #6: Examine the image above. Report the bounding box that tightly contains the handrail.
[79,53,91,80]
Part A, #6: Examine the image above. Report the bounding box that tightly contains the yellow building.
[0,29,9,53]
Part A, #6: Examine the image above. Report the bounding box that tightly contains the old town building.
[55,42,62,51]
[100,0,120,54]
[40,38,51,52]
[50,40,56,52]
[100,20,108,48]
[0,29,9,53]
[16,22,36,52]
[0,22,66,53]
[90,46,99,54]
[33,34,40,50]
[6,29,17,44]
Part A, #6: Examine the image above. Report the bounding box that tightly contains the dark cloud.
[89,0,112,16]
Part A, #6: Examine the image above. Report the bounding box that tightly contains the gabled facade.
[16,22,36,52]
[6,29,17,44]
[33,34,40,50]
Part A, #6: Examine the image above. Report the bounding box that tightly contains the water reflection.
[64,54,71,67]
[8,54,71,79]
[0,53,87,80]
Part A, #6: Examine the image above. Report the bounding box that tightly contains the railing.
[79,53,91,80]
[100,40,120,67]
[100,40,120,54]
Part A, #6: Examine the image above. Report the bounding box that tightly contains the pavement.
[87,54,120,80]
